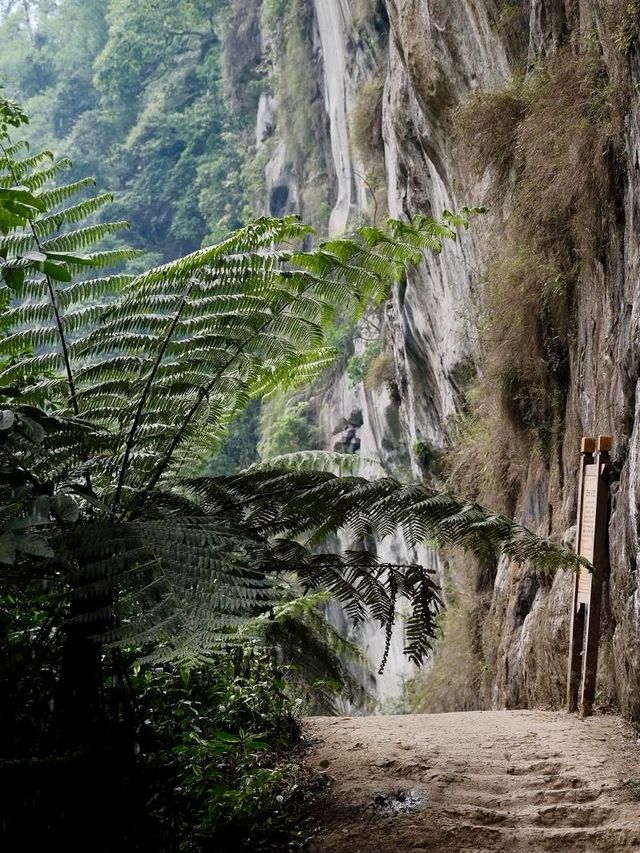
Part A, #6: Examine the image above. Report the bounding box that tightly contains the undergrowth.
[136,653,320,852]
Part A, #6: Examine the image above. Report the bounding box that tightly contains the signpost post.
[567,435,611,717]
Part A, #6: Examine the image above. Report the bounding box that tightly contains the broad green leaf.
[14,532,54,558]
[51,494,80,523]
[44,250,97,267]
[2,266,24,290]
[0,186,46,212]
[0,409,15,430]
[38,260,72,281]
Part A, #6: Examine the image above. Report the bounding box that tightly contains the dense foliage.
[0,0,261,261]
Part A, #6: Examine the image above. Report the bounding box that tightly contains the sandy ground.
[304,710,640,852]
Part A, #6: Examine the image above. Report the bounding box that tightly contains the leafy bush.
[346,341,381,385]
[259,399,320,459]
[135,655,313,852]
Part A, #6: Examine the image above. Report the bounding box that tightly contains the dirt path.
[304,710,640,852]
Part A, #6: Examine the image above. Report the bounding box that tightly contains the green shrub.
[454,48,623,256]
[411,600,486,713]
[135,655,311,852]
[364,349,395,389]
[259,399,320,459]
[350,73,386,216]
[346,341,381,385]
[352,0,380,29]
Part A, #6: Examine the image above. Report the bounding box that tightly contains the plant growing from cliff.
[258,398,320,459]
[412,439,443,475]
[611,1,640,54]
[351,74,385,173]
[450,44,626,502]
[364,349,395,390]
[346,341,381,385]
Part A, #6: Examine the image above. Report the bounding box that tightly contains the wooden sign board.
[576,464,599,603]
[567,435,611,717]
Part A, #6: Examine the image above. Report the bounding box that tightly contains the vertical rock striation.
[247,0,640,713]
[377,0,640,715]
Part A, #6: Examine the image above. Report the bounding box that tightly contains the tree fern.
[0,99,581,698]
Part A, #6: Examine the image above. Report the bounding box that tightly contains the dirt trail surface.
[305,710,640,852]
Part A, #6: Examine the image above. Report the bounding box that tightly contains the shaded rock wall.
[239,0,640,713]
[378,0,640,715]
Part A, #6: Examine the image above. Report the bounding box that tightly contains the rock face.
[245,0,640,714]
[380,0,640,715]
[311,0,373,233]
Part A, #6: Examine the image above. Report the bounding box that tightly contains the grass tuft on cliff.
[449,44,626,507]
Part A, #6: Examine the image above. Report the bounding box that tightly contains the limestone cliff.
[230,0,640,715]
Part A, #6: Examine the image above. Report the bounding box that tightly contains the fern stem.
[43,277,79,415]
[136,298,297,508]
[0,141,79,416]
[110,283,195,520]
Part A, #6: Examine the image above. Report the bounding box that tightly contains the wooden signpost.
[566,435,611,717]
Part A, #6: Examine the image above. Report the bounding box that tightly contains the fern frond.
[42,221,130,252]
[0,127,485,676]
[33,193,114,238]
[190,468,584,574]
[37,177,96,208]
[21,158,73,190]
